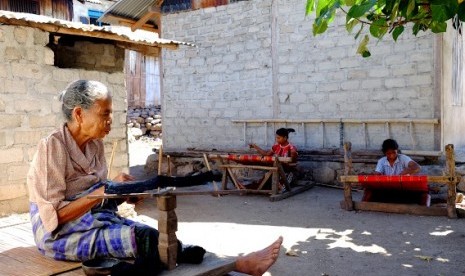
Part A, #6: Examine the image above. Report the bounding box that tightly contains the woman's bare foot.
[235,236,283,276]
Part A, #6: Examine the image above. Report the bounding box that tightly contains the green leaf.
[431,4,457,22]
[305,0,316,15]
[316,0,330,16]
[347,0,376,18]
[390,0,400,21]
[313,21,329,35]
[356,35,371,57]
[369,18,388,38]
[406,0,416,17]
[392,25,404,41]
[458,3,465,22]
[345,0,356,6]
[430,21,448,33]
[346,17,359,33]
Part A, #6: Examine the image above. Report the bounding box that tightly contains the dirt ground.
[127,138,465,276]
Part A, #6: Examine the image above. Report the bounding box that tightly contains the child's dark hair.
[381,139,399,154]
[276,128,295,138]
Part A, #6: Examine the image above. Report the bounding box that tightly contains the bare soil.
[128,138,465,276]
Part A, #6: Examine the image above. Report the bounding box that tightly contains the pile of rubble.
[127,106,162,139]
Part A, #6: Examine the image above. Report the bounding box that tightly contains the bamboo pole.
[107,140,118,179]
[231,118,439,124]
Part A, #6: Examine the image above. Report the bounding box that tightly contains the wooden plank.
[0,246,81,276]
[269,181,315,202]
[131,5,161,31]
[158,253,236,276]
[348,201,449,217]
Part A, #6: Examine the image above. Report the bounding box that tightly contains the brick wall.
[0,25,128,216]
[161,0,438,152]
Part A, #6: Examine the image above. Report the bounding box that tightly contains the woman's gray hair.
[59,80,111,121]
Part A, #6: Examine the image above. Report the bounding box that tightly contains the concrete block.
[0,148,23,163]
[13,27,29,44]
[4,47,22,61]
[7,165,30,181]
[0,114,21,129]
[14,130,43,145]
[12,63,42,79]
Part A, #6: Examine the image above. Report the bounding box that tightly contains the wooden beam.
[103,14,158,32]
[132,4,161,32]
[116,42,161,56]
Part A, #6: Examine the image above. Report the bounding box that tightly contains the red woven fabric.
[357,175,428,192]
[227,154,275,164]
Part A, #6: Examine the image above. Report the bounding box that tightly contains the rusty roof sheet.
[0,10,194,48]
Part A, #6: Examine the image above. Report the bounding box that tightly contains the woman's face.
[80,97,113,139]
[385,149,398,162]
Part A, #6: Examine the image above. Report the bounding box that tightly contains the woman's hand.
[113,172,136,182]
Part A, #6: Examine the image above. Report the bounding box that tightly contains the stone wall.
[0,25,128,216]
[161,0,438,152]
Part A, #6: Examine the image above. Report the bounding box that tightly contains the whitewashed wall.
[161,0,438,152]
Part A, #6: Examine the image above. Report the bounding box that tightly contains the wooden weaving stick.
[203,153,220,195]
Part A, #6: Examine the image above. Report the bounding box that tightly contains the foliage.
[306,0,465,57]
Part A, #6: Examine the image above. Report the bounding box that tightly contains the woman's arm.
[249,143,273,156]
[400,160,421,175]
[57,186,104,225]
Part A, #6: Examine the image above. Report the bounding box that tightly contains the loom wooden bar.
[347,201,449,216]
[231,118,439,124]
[218,164,279,171]
[226,168,244,190]
[445,144,457,218]
[276,160,291,191]
[343,142,353,211]
[257,171,273,190]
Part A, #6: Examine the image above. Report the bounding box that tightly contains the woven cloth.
[357,175,428,192]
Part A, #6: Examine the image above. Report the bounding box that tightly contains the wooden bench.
[339,142,460,218]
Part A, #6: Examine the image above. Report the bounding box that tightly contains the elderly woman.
[27,80,282,275]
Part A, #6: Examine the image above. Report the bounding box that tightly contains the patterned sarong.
[29,182,144,261]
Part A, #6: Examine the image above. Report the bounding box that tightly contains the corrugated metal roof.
[0,10,194,48]
[100,0,158,25]
[86,0,102,4]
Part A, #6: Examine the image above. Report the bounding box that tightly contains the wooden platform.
[0,211,239,276]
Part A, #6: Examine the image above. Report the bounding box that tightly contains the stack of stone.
[127,106,162,139]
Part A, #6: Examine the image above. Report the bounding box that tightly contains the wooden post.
[445,144,457,218]
[203,154,219,192]
[167,155,172,177]
[158,145,163,176]
[157,195,178,270]
[271,158,279,195]
[343,142,354,211]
